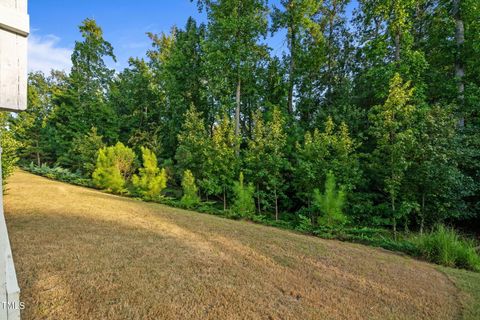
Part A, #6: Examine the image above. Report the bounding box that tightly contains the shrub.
[295,214,313,232]
[1,129,21,185]
[313,171,347,227]
[231,172,255,217]
[132,147,168,200]
[413,225,480,272]
[25,163,93,187]
[92,142,135,193]
[180,169,200,208]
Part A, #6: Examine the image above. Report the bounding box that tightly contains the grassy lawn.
[441,267,480,320]
[3,170,473,319]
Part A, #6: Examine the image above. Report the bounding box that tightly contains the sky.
[28,0,356,74]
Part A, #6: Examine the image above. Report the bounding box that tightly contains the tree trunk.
[392,194,397,240]
[35,141,41,166]
[287,5,295,115]
[223,186,226,211]
[453,0,465,126]
[235,77,241,152]
[394,32,401,65]
[326,1,337,109]
[257,183,261,214]
[420,193,425,235]
[274,187,279,221]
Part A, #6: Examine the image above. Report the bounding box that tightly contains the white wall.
[0,0,29,112]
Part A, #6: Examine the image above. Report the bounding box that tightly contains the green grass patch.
[441,267,480,320]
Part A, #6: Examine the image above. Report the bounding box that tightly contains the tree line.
[9,0,480,233]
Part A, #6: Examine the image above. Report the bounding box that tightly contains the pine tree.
[180,169,200,208]
[232,172,255,217]
[133,147,168,200]
[314,171,347,228]
[92,142,135,193]
[48,19,118,166]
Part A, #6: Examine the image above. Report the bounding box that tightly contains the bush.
[413,225,480,272]
[295,214,313,232]
[231,172,255,217]
[313,171,347,227]
[92,142,135,193]
[25,163,93,187]
[132,147,168,200]
[1,127,21,185]
[180,169,200,208]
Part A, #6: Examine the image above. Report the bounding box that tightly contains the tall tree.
[11,72,53,165]
[197,0,269,145]
[148,18,207,157]
[175,105,210,188]
[202,114,238,208]
[271,0,322,115]
[47,19,118,165]
[369,73,416,236]
[245,107,287,219]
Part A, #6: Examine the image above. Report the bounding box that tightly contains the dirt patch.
[4,171,462,319]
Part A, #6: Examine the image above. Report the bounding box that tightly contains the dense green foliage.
[0,115,21,185]
[92,142,135,193]
[231,172,255,217]
[180,169,200,208]
[414,225,480,272]
[10,1,480,251]
[314,171,347,227]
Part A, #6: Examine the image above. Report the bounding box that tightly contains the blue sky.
[28,0,356,73]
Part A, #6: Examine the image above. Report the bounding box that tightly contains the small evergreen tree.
[92,142,135,193]
[232,172,255,217]
[314,171,347,227]
[92,149,125,193]
[132,147,168,200]
[180,169,200,208]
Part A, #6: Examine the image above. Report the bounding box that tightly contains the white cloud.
[28,34,72,73]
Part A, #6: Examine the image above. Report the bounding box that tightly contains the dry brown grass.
[4,170,462,319]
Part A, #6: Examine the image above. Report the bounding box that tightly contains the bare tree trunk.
[453,0,465,126]
[392,194,397,240]
[287,8,295,115]
[235,77,241,152]
[223,186,226,211]
[420,193,425,235]
[394,32,401,64]
[326,1,337,110]
[35,141,41,166]
[274,187,279,221]
[257,183,261,214]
